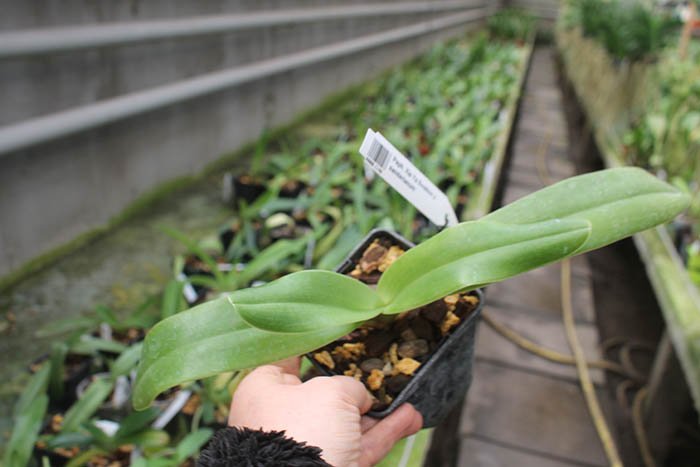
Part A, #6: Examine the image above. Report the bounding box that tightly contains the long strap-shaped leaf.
[378,167,689,309]
[377,219,591,313]
[133,168,689,409]
[132,296,355,410]
[481,167,688,252]
[231,270,381,333]
[236,219,591,330]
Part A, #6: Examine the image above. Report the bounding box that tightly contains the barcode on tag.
[366,138,391,172]
[359,128,458,228]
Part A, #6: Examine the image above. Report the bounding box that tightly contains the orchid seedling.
[3,364,49,467]
[172,227,316,294]
[130,429,213,467]
[132,168,688,410]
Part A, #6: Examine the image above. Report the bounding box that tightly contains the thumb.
[247,357,302,386]
[360,404,423,466]
[271,356,301,377]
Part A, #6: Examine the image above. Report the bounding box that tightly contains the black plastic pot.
[309,229,483,428]
[279,179,307,198]
[232,175,266,204]
[219,225,238,254]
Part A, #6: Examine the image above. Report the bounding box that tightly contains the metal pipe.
[0,7,490,157]
[0,0,484,58]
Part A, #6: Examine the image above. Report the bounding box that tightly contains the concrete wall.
[506,0,559,20]
[0,1,498,281]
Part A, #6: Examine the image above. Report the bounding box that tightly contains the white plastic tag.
[363,160,376,181]
[359,128,458,228]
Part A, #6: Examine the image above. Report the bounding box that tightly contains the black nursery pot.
[232,175,266,204]
[308,229,483,428]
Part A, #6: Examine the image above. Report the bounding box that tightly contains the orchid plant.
[132,168,688,409]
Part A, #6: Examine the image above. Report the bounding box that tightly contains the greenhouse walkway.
[456,47,611,467]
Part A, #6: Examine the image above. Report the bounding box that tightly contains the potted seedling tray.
[307,229,483,427]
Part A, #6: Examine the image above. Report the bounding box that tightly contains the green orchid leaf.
[35,316,96,338]
[62,376,114,433]
[115,407,161,439]
[175,429,214,463]
[134,324,355,410]
[316,224,363,270]
[49,342,68,401]
[234,235,311,289]
[3,394,48,467]
[161,279,184,320]
[111,343,144,379]
[313,210,345,261]
[137,295,236,365]
[133,431,170,451]
[132,295,355,410]
[45,432,93,449]
[15,362,50,417]
[483,167,690,253]
[95,305,121,328]
[377,219,591,312]
[66,448,109,467]
[186,275,221,289]
[379,168,688,311]
[82,422,113,447]
[232,270,381,333]
[161,226,225,283]
[120,296,159,331]
[129,459,151,467]
[71,335,128,355]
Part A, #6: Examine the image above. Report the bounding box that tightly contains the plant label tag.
[359,128,458,227]
[363,160,376,181]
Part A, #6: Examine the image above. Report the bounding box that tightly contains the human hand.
[228,357,423,466]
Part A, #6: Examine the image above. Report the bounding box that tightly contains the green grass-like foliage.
[132,168,688,410]
[566,0,680,61]
[487,8,536,41]
[3,365,50,467]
